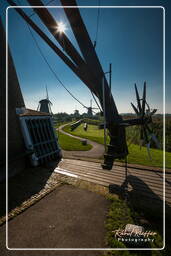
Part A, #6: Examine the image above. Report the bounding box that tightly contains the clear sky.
[0,0,171,114]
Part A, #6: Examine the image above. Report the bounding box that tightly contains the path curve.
[57,123,104,159]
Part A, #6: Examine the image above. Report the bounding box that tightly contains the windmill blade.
[141,81,146,117]
[140,125,149,145]
[135,83,142,113]
[140,126,144,140]
[131,102,139,116]
[139,139,144,149]
[146,142,152,161]
[144,122,160,149]
[132,82,159,156]
[144,123,153,134]
[139,126,144,149]
[150,109,157,116]
[127,127,139,147]
[46,85,49,100]
[151,133,161,149]
[143,126,149,144]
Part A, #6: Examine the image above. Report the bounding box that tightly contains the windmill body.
[38,99,52,114]
[86,99,98,118]
[0,19,26,181]
[37,87,53,114]
[0,17,61,178]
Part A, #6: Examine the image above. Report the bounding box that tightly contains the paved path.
[58,159,171,208]
[58,123,104,159]
[0,185,109,251]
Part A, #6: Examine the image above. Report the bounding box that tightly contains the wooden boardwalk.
[57,159,171,207]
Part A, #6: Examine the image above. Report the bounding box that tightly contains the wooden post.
[102,76,107,152]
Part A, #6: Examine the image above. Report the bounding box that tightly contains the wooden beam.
[27,0,85,68]
[7,0,129,167]
[60,0,120,121]
[7,0,100,97]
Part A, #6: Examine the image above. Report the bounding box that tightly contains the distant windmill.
[86,99,98,117]
[37,86,52,114]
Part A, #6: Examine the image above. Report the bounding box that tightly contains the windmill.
[130,82,159,158]
[8,0,160,170]
[37,86,53,114]
[84,99,98,117]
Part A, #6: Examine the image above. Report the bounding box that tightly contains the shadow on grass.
[0,160,60,218]
[109,174,171,253]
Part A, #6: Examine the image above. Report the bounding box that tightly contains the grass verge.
[105,195,164,255]
[57,130,92,151]
[62,123,171,168]
[63,122,106,144]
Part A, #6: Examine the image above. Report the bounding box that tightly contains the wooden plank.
[62,161,171,190]
[58,165,169,201]
[60,162,170,194]
[63,159,168,180]
[58,159,170,203]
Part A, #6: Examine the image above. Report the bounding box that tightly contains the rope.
[16,0,97,112]
[90,90,103,112]
[26,24,88,109]
[16,0,57,18]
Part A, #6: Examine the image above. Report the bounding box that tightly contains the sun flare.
[57,22,67,33]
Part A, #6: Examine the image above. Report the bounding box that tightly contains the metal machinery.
[7,0,159,170]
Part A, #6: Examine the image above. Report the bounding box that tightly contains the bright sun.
[57,22,67,33]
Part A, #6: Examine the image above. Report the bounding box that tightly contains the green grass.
[57,131,92,151]
[54,121,69,128]
[63,123,108,144]
[62,123,171,168]
[127,144,171,168]
[104,195,164,255]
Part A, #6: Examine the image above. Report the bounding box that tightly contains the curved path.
[57,123,104,159]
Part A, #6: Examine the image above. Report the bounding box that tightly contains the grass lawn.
[63,123,106,144]
[57,131,92,151]
[104,194,165,255]
[63,123,171,168]
[54,121,68,128]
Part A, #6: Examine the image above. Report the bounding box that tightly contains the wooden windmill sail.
[7,0,159,169]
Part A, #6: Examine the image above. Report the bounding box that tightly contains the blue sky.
[0,0,170,114]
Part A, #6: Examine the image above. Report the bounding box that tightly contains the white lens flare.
[57,22,66,33]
